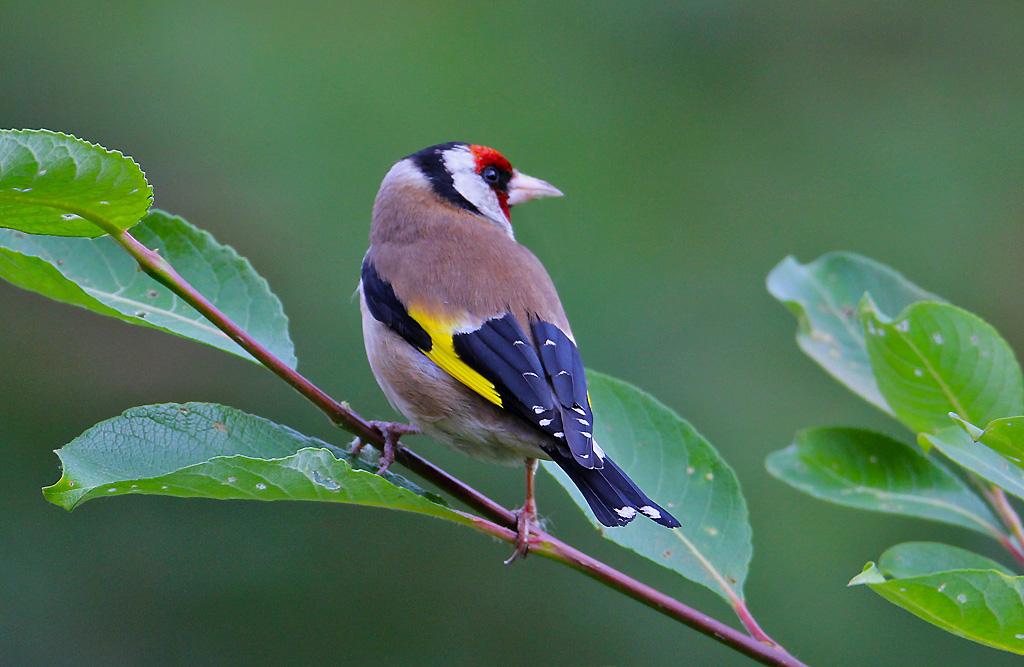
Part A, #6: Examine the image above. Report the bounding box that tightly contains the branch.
[966,473,1024,568]
[111,230,514,527]
[983,485,1024,568]
[112,229,805,667]
[466,515,804,666]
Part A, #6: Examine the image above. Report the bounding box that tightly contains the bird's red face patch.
[469,145,513,219]
[468,145,513,174]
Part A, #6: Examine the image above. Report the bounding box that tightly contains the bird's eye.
[481,165,500,185]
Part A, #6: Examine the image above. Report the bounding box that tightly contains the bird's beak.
[507,169,563,206]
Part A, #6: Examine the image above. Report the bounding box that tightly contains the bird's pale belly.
[360,300,550,465]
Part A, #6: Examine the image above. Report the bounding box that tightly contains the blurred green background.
[2,2,1023,665]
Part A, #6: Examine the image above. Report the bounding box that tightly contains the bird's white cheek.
[451,171,512,235]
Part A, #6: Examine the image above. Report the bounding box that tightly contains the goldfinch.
[359,142,679,561]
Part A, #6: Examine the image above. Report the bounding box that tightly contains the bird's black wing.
[452,313,599,469]
[452,314,679,527]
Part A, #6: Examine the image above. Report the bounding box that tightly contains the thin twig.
[967,473,1024,568]
[466,515,805,667]
[110,229,803,666]
[985,485,1024,568]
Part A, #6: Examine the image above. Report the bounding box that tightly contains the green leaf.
[542,371,751,602]
[43,403,469,528]
[952,415,1024,468]
[862,300,1024,435]
[0,130,152,237]
[850,544,1024,654]
[877,542,1014,578]
[0,209,296,367]
[767,252,938,412]
[922,428,1024,502]
[766,428,1001,537]
[848,562,887,585]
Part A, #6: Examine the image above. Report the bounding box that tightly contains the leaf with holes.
[766,428,1001,538]
[849,542,1024,654]
[542,371,751,603]
[921,428,1024,502]
[861,299,1024,435]
[767,252,938,412]
[0,209,296,367]
[43,403,469,529]
[0,129,152,236]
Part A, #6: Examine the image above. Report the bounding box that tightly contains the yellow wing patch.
[407,306,503,407]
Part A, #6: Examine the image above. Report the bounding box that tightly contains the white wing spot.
[544,339,556,346]
[538,418,553,427]
[513,340,526,346]
[640,506,662,520]
[580,432,592,439]
[577,418,590,426]
[533,406,546,414]
[572,406,586,415]
[523,372,539,378]
[556,370,570,376]
[614,507,637,519]
[553,432,564,438]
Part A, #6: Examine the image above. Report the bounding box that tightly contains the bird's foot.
[350,421,418,474]
[504,501,541,565]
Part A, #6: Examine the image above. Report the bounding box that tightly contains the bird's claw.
[348,436,368,458]
[350,421,418,475]
[504,503,540,565]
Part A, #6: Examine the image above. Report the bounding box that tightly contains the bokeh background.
[2,2,1023,665]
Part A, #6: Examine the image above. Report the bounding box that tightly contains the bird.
[358,142,680,562]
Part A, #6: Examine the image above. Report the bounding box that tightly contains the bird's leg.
[350,421,418,474]
[372,421,418,474]
[505,458,540,565]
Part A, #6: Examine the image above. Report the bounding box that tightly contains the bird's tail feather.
[546,446,680,529]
